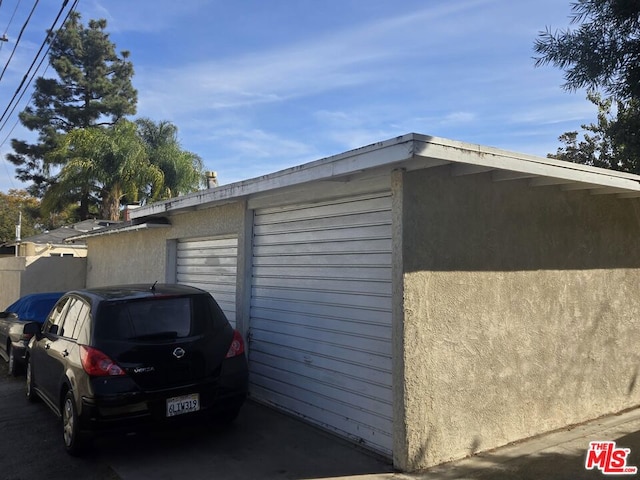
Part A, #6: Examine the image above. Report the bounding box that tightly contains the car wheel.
[62,390,87,456]
[26,360,38,402]
[7,344,18,377]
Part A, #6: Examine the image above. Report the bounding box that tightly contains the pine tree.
[6,12,137,219]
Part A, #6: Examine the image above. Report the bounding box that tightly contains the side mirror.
[23,322,42,339]
[0,312,18,320]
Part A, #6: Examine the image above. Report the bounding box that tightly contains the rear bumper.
[10,341,28,364]
[78,355,248,434]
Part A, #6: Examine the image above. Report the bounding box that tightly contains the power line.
[0,0,78,190]
[0,0,73,128]
[0,0,24,53]
[0,0,40,83]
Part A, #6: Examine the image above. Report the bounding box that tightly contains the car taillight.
[21,333,34,341]
[225,330,245,358]
[80,345,125,376]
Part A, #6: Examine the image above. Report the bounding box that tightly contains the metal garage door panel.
[253,195,391,225]
[252,286,391,310]
[177,237,238,327]
[250,192,393,456]
[252,275,391,296]
[250,349,392,398]
[251,379,392,454]
[251,308,391,339]
[253,238,391,256]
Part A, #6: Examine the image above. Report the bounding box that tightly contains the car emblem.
[133,366,155,374]
[173,347,186,359]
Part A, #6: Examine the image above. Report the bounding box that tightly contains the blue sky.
[0,0,595,193]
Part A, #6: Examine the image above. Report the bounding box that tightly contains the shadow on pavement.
[0,358,393,480]
[96,400,394,480]
[418,428,640,480]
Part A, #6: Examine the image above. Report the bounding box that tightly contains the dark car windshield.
[95,296,215,341]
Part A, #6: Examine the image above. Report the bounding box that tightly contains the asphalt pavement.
[2,355,639,480]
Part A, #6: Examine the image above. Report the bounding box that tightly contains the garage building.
[72,133,640,472]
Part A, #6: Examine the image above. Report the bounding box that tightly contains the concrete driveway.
[101,403,640,480]
[0,359,394,480]
[99,399,394,480]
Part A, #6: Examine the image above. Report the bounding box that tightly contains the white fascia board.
[411,135,640,192]
[130,136,417,219]
[132,133,640,220]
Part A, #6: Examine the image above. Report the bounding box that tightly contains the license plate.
[166,393,200,417]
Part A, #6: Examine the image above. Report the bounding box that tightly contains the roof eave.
[64,221,171,242]
[126,132,640,219]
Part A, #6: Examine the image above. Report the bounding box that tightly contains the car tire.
[62,390,88,456]
[26,360,38,402]
[7,344,18,377]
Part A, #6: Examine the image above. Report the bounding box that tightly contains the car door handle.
[62,349,69,357]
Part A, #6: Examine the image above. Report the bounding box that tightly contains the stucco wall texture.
[399,167,640,470]
[0,256,86,309]
[85,203,244,287]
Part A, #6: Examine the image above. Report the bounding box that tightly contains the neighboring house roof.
[67,133,640,239]
[21,219,120,246]
[64,217,171,242]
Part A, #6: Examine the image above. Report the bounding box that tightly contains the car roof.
[64,283,208,303]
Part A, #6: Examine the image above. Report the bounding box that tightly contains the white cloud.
[82,0,212,33]
[507,100,597,126]
[197,128,321,184]
[133,0,500,118]
[441,112,476,124]
[213,128,315,160]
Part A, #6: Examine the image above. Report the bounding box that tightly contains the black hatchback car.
[25,283,248,455]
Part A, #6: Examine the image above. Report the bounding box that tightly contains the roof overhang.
[65,218,171,242]
[124,132,640,220]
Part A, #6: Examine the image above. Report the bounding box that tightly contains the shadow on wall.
[403,166,640,272]
[21,256,86,293]
[418,428,640,480]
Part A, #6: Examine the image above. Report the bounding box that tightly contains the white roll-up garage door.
[250,192,393,456]
[176,237,238,327]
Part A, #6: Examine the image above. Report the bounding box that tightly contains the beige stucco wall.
[0,256,86,310]
[395,167,640,471]
[85,202,245,287]
[0,257,25,309]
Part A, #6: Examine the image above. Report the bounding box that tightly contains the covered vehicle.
[0,292,64,376]
[25,283,248,455]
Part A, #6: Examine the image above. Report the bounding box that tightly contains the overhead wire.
[0,0,73,128]
[0,0,40,83]
[0,0,78,189]
[0,0,24,54]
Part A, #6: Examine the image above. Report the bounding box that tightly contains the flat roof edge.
[130,132,640,220]
[130,135,417,219]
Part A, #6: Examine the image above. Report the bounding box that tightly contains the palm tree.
[135,118,205,199]
[43,120,163,221]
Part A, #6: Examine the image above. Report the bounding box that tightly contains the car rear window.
[95,295,224,341]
